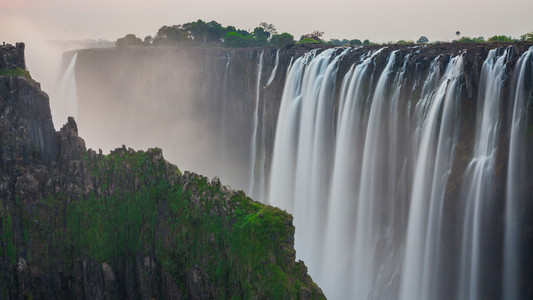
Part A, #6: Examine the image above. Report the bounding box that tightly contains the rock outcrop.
[0,43,325,299]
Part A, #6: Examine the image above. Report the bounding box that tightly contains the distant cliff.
[0,43,324,299]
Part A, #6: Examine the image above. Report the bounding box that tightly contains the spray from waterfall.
[54,52,78,128]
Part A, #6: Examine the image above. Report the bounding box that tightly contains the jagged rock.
[58,116,86,166]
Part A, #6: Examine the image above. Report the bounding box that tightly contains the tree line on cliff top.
[115,19,533,48]
[115,19,370,48]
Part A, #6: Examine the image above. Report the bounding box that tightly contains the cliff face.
[0,43,324,299]
[70,47,293,193]
[70,43,533,196]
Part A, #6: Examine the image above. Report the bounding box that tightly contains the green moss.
[0,67,33,81]
[3,147,322,298]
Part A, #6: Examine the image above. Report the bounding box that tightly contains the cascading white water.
[457,48,510,300]
[269,47,351,277]
[266,49,280,87]
[322,48,385,298]
[54,53,78,128]
[269,50,317,213]
[220,53,231,175]
[401,54,464,300]
[269,48,470,299]
[248,51,264,199]
[350,50,403,299]
[504,46,533,300]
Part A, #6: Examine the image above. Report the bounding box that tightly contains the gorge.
[0,43,324,299]
[66,42,533,299]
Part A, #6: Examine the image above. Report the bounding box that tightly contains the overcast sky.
[1,0,532,44]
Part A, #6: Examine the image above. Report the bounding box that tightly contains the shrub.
[299,38,320,45]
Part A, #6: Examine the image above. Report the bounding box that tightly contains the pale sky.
[1,0,532,44]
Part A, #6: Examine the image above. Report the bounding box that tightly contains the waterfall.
[350,50,402,299]
[220,53,231,174]
[266,49,280,87]
[401,54,464,300]
[248,51,264,199]
[54,53,78,128]
[504,46,533,300]
[322,48,385,298]
[269,50,317,213]
[457,48,511,300]
[269,47,349,276]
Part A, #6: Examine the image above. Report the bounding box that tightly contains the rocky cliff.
[0,43,324,299]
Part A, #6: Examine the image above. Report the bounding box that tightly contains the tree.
[521,32,533,41]
[363,39,370,45]
[417,36,429,44]
[299,38,320,45]
[330,39,349,45]
[224,32,260,48]
[259,22,277,35]
[153,25,190,45]
[253,27,270,43]
[270,33,295,48]
[488,35,514,43]
[350,39,362,46]
[397,40,415,45]
[116,34,142,47]
[182,19,225,45]
[456,31,461,39]
[301,30,324,42]
[143,36,153,46]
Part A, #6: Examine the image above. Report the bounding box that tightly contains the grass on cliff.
[1,148,321,299]
[0,67,32,81]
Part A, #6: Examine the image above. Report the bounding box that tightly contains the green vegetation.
[522,32,533,41]
[0,67,33,81]
[488,35,515,43]
[397,40,415,45]
[0,148,323,298]
[130,19,296,49]
[116,19,532,49]
[417,36,429,44]
[299,38,320,45]
[271,33,295,48]
[116,33,142,47]
[329,39,349,45]
[454,36,488,43]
